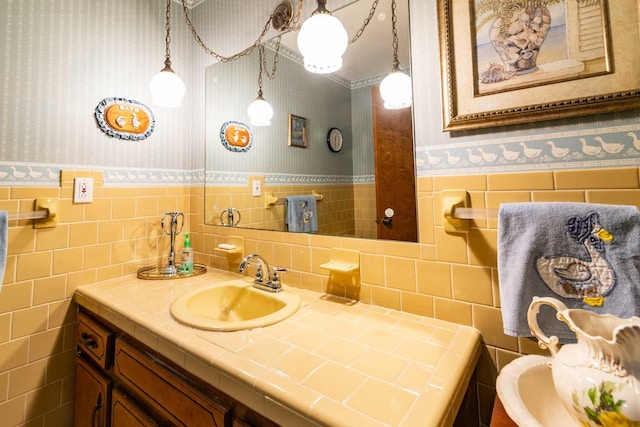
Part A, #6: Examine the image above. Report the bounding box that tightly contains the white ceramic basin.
[496,355,579,426]
[170,280,300,331]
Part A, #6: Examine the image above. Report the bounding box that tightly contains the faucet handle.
[271,266,287,283]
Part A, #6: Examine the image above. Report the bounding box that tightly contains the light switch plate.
[73,177,94,203]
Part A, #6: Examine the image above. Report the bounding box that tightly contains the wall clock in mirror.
[327,127,343,152]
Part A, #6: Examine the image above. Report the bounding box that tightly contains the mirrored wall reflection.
[204,0,414,241]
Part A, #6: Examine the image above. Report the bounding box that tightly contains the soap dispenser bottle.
[180,234,194,273]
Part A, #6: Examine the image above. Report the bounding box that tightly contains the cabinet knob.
[81,332,98,349]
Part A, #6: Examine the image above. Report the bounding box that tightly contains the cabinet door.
[113,338,231,426]
[111,388,160,427]
[74,356,112,427]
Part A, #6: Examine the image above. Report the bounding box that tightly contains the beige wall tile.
[26,381,62,419]
[0,338,29,371]
[416,261,451,298]
[434,228,468,264]
[17,252,52,281]
[487,171,554,191]
[52,248,84,275]
[8,359,46,399]
[35,226,69,251]
[433,175,487,191]
[0,395,27,426]
[433,299,472,326]
[361,254,385,286]
[401,292,434,317]
[29,329,63,362]
[467,229,497,268]
[370,286,401,310]
[531,190,585,202]
[0,314,10,343]
[0,282,32,314]
[69,222,98,247]
[11,187,59,200]
[384,257,416,292]
[98,220,124,243]
[112,197,136,219]
[11,306,48,339]
[472,305,518,351]
[85,198,111,221]
[555,167,639,189]
[8,227,36,255]
[451,265,493,305]
[586,189,640,208]
[83,244,111,269]
[46,349,75,382]
[58,200,85,223]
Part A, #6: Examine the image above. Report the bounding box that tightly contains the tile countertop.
[74,269,482,427]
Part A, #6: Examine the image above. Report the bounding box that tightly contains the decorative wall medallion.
[95,97,155,140]
[220,121,252,152]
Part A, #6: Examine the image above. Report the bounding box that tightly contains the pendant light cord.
[163,0,173,70]
[391,0,400,69]
[182,0,301,63]
[257,37,282,98]
[350,0,380,44]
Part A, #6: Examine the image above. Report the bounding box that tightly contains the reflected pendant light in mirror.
[247,44,277,126]
[150,0,185,108]
[380,0,411,109]
[297,0,348,74]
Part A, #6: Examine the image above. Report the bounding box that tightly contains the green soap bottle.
[180,234,194,273]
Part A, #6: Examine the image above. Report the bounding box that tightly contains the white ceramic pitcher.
[528,296,640,427]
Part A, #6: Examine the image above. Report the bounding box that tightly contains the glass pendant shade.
[149,68,186,108]
[247,96,273,126]
[380,68,412,110]
[297,13,348,74]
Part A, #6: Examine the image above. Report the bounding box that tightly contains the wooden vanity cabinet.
[75,308,277,427]
[74,356,112,427]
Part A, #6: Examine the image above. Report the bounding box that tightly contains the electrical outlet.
[73,177,94,203]
[252,180,261,196]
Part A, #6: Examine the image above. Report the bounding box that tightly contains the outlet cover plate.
[74,177,94,203]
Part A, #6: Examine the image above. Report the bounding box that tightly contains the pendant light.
[297,0,348,74]
[149,0,186,108]
[379,0,412,109]
[248,42,282,127]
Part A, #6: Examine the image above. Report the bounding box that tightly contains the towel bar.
[265,190,324,208]
[4,198,58,228]
[8,209,50,220]
[453,207,498,220]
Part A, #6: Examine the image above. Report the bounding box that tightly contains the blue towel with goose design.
[497,202,640,341]
[285,195,318,233]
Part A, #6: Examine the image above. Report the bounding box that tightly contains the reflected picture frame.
[288,114,307,148]
[437,0,640,131]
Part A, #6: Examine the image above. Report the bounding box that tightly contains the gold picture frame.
[288,114,307,148]
[438,0,640,131]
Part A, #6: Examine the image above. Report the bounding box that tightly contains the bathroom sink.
[170,280,300,332]
[496,355,579,426]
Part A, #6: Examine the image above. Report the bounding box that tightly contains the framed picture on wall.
[437,0,640,131]
[288,114,307,148]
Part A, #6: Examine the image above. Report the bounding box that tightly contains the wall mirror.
[204,0,416,241]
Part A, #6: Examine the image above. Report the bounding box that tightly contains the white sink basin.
[496,355,579,426]
[170,280,300,332]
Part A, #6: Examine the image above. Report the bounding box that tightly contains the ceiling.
[280,0,411,82]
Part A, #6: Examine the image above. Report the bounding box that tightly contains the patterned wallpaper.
[1,0,639,187]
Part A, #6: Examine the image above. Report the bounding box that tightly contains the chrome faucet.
[238,254,286,292]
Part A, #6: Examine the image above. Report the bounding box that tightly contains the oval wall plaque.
[220,121,252,152]
[95,97,155,140]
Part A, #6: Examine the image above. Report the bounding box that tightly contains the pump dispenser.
[180,234,194,273]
